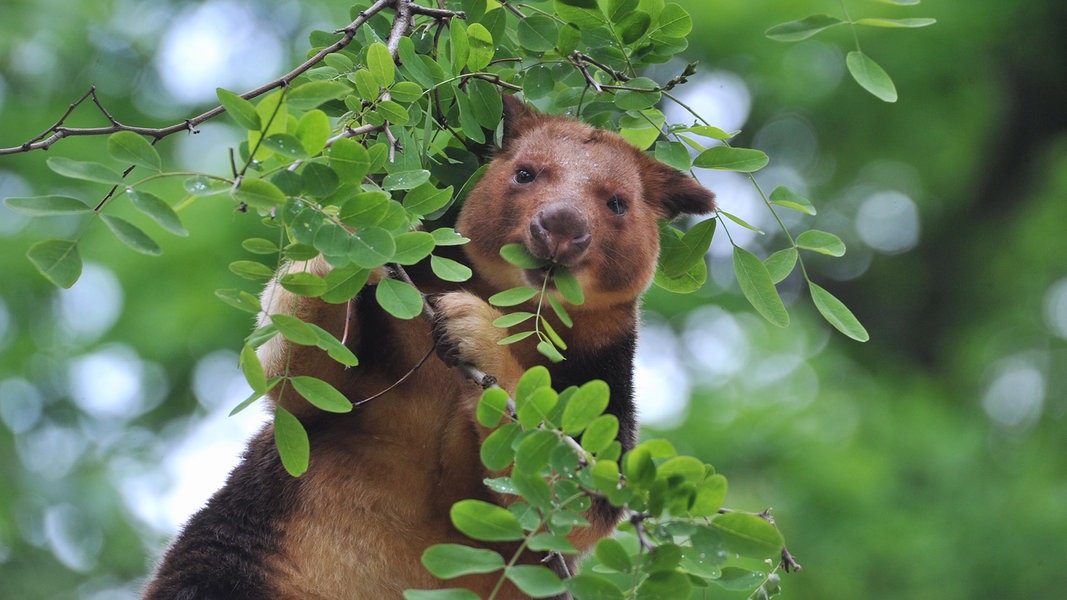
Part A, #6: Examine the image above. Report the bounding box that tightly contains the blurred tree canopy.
[1,1,1065,599]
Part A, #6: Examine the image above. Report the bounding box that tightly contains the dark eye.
[515,168,537,184]
[607,196,627,215]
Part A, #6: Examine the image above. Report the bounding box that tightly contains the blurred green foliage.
[1,0,1065,599]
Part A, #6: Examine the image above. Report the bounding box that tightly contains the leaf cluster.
[411,366,790,599]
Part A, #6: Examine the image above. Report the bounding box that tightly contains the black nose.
[529,205,591,265]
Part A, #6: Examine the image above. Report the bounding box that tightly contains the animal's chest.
[267,368,493,597]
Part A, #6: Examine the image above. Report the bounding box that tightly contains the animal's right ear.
[500,93,540,147]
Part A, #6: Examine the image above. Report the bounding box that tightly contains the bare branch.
[0,0,463,156]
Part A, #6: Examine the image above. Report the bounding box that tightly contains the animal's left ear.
[644,160,717,218]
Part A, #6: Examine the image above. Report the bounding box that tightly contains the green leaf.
[661,218,715,278]
[450,499,525,542]
[271,313,318,345]
[126,190,188,236]
[389,81,424,103]
[581,414,618,455]
[430,227,469,247]
[217,87,261,130]
[764,248,798,284]
[280,271,329,296]
[553,268,584,305]
[295,109,331,157]
[468,79,504,130]
[481,423,521,471]
[500,243,549,269]
[514,429,558,473]
[652,2,693,38]
[107,131,161,170]
[301,163,340,198]
[635,570,692,600]
[5,195,90,216]
[404,183,453,216]
[710,511,784,559]
[716,567,767,592]
[290,376,353,413]
[690,473,728,516]
[309,323,359,366]
[796,229,846,257]
[215,288,262,314]
[376,100,410,125]
[431,255,473,282]
[765,14,844,42]
[733,246,789,327]
[242,238,278,255]
[561,380,610,435]
[233,178,287,209]
[809,282,870,341]
[595,537,632,573]
[654,140,691,172]
[184,175,230,196]
[403,589,480,600]
[287,80,350,111]
[564,574,625,600]
[348,226,395,268]
[506,565,566,597]
[330,138,371,183]
[537,340,565,363]
[391,231,436,265]
[241,341,268,392]
[554,0,604,27]
[375,277,424,320]
[100,214,161,255]
[366,42,395,87]
[466,23,495,71]
[854,17,937,28]
[27,238,82,288]
[657,456,705,482]
[694,146,769,172]
[274,406,309,477]
[229,260,274,280]
[720,210,764,234]
[547,295,573,328]
[846,51,898,103]
[516,386,558,430]
[383,169,431,191]
[489,287,538,307]
[498,330,537,345]
[321,264,371,304]
[518,14,559,53]
[264,133,308,160]
[46,157,123,185]
[556,23,581,56]
[450,19,470,71]
[477,387,511,428]
[769,186,816,215]
[421,544,505,579]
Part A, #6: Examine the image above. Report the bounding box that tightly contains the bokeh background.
[1,1,1065,598]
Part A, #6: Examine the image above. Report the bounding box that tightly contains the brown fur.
[143,95,714,600]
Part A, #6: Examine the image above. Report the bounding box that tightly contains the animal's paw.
[431,291,507,373]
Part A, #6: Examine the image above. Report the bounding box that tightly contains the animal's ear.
[500,93,541,147]
[644,159,717,218]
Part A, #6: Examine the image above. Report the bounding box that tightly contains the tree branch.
[0,0,464,156]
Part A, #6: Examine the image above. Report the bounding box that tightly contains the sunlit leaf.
[769,186,816,215]
[489,287,538,307]
[366,42,395,87]
[287,80,350,111]
[505,565,566,597]
[233,178,288,209]
[854,17,936,28]
[430,255,473,282]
